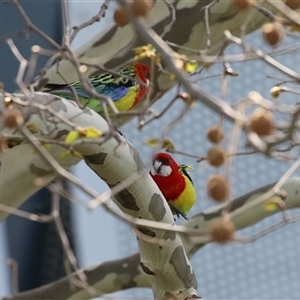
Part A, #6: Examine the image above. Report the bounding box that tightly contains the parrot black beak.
[155,161,163,174]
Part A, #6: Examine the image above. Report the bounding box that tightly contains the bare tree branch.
[3,176,300,300]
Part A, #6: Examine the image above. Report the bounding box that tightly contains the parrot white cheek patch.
[160,165,172,176]
[150,162,172,177]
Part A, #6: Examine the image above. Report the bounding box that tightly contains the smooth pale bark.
[3,177,299,299]
[1,1,294,298]
[0,92,198,299]
[43,1,275,101]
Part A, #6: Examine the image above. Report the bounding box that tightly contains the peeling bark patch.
[148,193,166,221]
[201,210,220,221]
[140,263,155,275]
[229,182,275,212]
[119,276,138,290]
[85,253,141,291]
[169,246,198,288]
[34,254,141,298]
[104,2,208,70]
[54,129,69,139]
[84,152,108,165]
[110,181,140,211]
[49,99,68,113]
[159,2,237,51]
[29,164,53,177]
[137,225,156,237]
[94,3,209,73]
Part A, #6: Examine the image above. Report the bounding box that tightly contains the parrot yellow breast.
[171,175,196,216]
[114,85,139,112]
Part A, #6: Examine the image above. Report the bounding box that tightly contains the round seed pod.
[2,109,23,128]
[207,174,230,202]
[209,218,235,244]
[207,147,226,167]
[262,22,285,47]
[249,108,273,136]
[113,7,129,27]
[233,0,254,10]
[207,126,225,144]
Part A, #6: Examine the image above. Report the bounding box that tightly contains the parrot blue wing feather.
[69,72,136,100]
[94,84,130,101]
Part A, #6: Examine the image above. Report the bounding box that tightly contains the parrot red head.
[134,63,150,83]
[131,63,150,107]
[150,152,178,177]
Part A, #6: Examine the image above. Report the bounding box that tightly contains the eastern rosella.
[150,152,196,220]
[44,63,150,116]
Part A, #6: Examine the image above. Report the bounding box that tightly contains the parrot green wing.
[179,164,194,185]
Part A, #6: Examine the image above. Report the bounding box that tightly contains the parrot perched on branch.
[150,152,196,220]
[44,63,150,116]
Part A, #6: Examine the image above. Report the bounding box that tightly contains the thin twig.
[253,2,278,22]
[229,157,300,220]
[6,39,29,95]
[240,214,300,243]
[70,0,110,43]
[11,0,61,50]
[61,0,71,47]
[201,0,219,49]
[138,93,179,130]
[20,125,99,198]
[120,8,246,125]
[252,46,300,82]
[0,203,53,222]
[160,0,176,39]
[51,180,96,296]
[267,0,300,26]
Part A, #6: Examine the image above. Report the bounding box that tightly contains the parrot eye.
[146,71,150,79]
[161,158,170,165]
